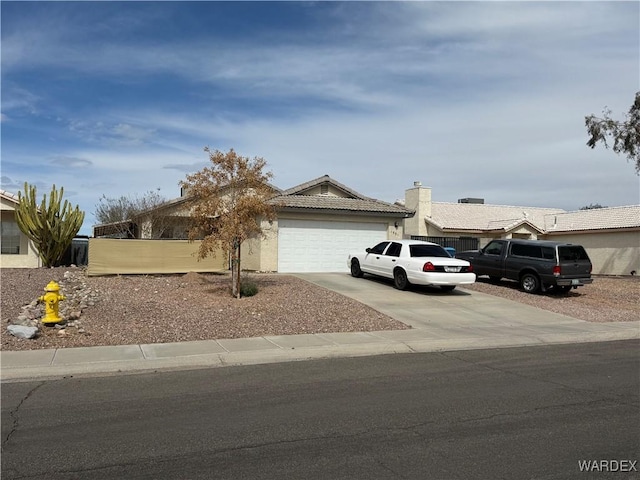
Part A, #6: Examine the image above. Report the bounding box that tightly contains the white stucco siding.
[276,217,390,272]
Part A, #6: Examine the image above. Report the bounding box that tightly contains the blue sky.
[2,1,639,236]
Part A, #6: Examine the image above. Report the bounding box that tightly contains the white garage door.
[278,219,387,273]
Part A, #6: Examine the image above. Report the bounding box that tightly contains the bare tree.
[94,189,169,238]
[180,148,277,298]
[585,91,640,174]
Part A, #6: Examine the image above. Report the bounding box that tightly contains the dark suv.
[456,239,593,294]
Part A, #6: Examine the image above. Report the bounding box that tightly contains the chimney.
[404,182,431,236]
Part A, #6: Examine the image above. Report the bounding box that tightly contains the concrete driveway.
[295,273,640,343]
[3,272,638,382]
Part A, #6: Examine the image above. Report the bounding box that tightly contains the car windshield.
[409,244,450,258]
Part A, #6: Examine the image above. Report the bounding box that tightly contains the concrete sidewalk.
[2,274,638,382]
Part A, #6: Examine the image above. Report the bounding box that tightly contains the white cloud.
[2,1,638,235]
[50,156,93,168]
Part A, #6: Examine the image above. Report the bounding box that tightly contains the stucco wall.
[543,230,640,276]
[0,237,41,268]
[0,203,41,268]
[508,225,540,239]
[404,186,430,237]
[239,217,278,272]
[302,185,346,196]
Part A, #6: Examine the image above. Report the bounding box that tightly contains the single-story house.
[93,175,415,273]
[400,182,640,276]
[92,177,638,275]
[0,189,41,268]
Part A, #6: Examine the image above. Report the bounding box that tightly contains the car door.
[376,241,402,278]
[362,241,390,275]
[477,240,507,277]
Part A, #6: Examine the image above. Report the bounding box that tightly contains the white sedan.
[347,239,476,292]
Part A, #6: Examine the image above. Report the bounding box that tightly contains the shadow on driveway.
[358,273,473,296]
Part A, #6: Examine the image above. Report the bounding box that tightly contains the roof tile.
[271,194,412,215]
[428,202,564,231]
[544,205,640,232]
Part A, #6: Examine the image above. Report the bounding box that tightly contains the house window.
[1,220,21,254]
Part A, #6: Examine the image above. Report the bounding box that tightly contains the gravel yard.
[462,275,639,323]
[1,267,408,351]
[2,268,638,351]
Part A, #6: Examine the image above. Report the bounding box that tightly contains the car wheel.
[520,273,540,294]
[440,285,456,292]
[350,259,364,278]
[393,269,409,290]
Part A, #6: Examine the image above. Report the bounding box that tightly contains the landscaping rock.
[8,269,100,340]
[7,325,39,339]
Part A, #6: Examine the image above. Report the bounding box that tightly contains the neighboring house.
[93,194,195,240]
[0,190,41,268]
[401,182,640,276]
[402,182,565,243]
[93,175,414,273]
[542,206,640,276]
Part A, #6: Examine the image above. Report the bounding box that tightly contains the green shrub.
[240,279,259,297]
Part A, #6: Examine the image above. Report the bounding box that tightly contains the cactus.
[15,183,85,267]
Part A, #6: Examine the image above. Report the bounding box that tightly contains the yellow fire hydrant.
[39,281,65,325]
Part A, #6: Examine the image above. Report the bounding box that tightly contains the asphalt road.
[2,340,639,480]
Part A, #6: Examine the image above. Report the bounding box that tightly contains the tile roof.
[149,176,412,218]
[427,202,565,232]
[281,174,365,199]
[273,175,413,216]
[270,194,413,216]
[0,189,20,205]
[544,205,640,232]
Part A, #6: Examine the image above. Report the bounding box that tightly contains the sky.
[2,1,639,236]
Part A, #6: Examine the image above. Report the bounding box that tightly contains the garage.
[278,219,387,272]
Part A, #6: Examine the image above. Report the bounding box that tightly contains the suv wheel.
[520,273,540,294]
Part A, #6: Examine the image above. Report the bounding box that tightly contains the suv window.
[483,241,504,256]
[558,246,589,261]
[386,242,402,257]
[369,242,390,255]
[511,243,543,258]
[541,247,555,260]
